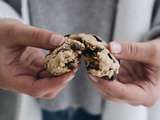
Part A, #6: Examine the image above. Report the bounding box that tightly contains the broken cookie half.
[44,33,120,80]
[44,37,85,76]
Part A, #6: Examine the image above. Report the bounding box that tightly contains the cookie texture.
[44,33,120,80]
[44,38,85,76]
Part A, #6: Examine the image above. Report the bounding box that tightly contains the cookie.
[44,38,85,76]
[44,33,120,80]
[68,33,120,80]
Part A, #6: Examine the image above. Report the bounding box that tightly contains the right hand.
[90,40,160,106]
[0,19,76,99]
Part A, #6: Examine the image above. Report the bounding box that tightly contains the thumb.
[109,41,156,64]
[8,21,64,49]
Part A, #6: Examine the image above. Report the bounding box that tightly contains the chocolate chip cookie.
[44,33,120,80]
[68,33,120,80]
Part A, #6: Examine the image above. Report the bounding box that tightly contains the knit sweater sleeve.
[3,0,21,15]
[145,0,160,40]
[0,0,21,20]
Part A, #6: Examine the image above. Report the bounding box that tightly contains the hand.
[90,39,160,106]
[0,19,76,99]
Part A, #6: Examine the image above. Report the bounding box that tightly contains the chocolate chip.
[92,35,103,42]
[102,76,110,80]
[108,53,116,63]
[83,48,96,57]
[65,61,76,69]
[74,37,83,42]
[110,74,117,80]
[108,53,113,59]
[87,61,99,70]
[64,34,71,37]
[109,68,112,71]
[71,43,82,50]
[94,47,103,52]
[118,59,120,64]
[77,54,81,59]
[102,74,116,81]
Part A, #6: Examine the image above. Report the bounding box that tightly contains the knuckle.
[126,43,138,57]
[30,29,42,40]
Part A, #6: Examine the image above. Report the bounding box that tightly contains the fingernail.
[110,42,122,54]
[50,34,65,46]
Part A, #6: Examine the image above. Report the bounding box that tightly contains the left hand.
[0,19,75,99]
[89,40,160,106]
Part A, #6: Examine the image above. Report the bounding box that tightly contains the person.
[0,0,160,120]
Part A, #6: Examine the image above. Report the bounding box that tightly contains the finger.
[117,61,140,83]
[37,67,78,79]
[92,80,125,103]
[35,71,74,89]
[27,48,45,68]
[20,47,45,69]
[13,70,75,97]
[37,70,52,78]
[101,94,124,103]
[6,20,64,49]
[92,81,113,97]
[108,41,157,64]
[89,75,147,103]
